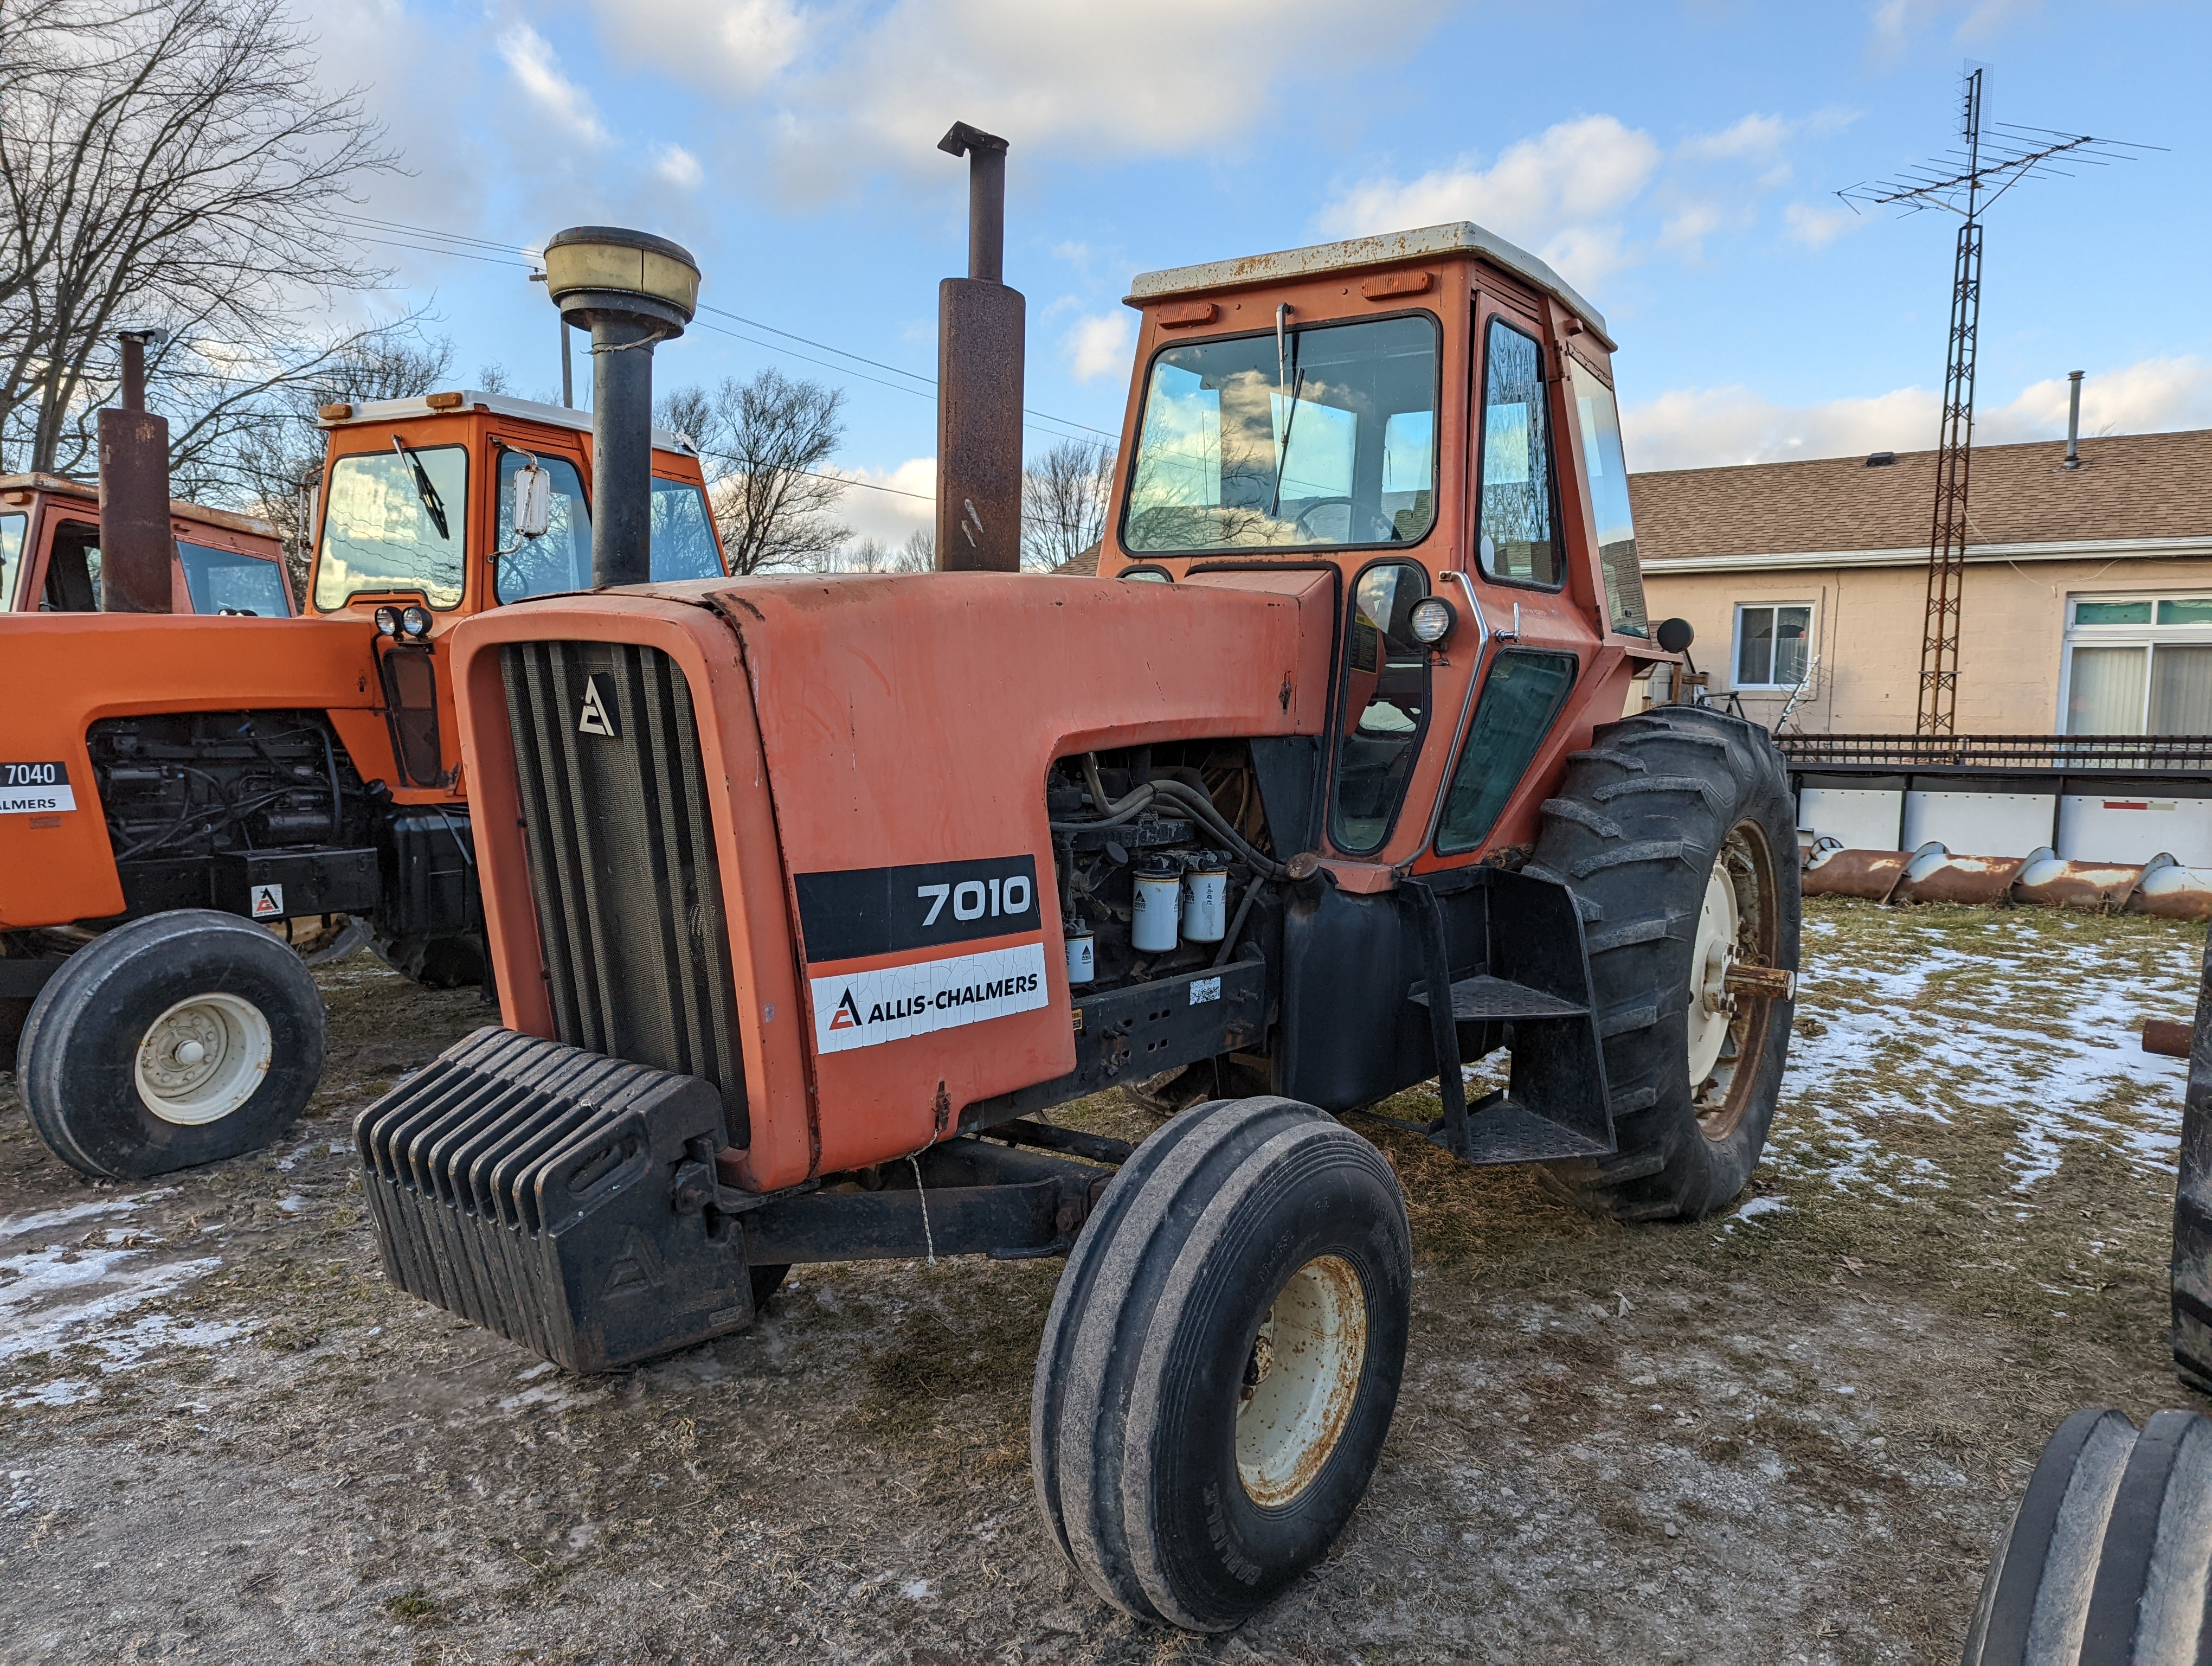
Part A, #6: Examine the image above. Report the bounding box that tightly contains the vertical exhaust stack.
[935,122,1025,573]
[541,227,700,587]
[2065,369,2085,470]
[98,329,173,613]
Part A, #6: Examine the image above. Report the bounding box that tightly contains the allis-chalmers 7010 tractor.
[356,205,1801,1631]
[0,370,726,1181]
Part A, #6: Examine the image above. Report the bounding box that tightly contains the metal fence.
[1775,733,2212,771]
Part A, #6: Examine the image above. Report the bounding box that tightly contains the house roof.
[1629,429,2212,568]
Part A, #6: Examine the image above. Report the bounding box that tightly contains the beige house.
[1630,430,2212,735]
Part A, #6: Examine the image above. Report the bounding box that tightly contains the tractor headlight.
[399,605,432,639]
[374,605,400,637]
[1409,596,1458,648]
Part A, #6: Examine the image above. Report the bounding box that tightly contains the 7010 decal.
[916,872,1033,926]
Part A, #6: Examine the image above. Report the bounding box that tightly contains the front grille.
[499,641,747,1145]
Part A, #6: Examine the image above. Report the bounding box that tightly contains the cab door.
[1415,290,1590,869]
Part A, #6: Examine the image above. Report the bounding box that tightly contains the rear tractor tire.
[1032,1095,1411,1630]
[1963,1406,2212,1664]
[1532,704,1801,1221]
[18,909,327,1180]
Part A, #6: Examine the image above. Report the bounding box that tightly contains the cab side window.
[1434,650,1579,855]
[41,521,101,611]
[495,451,593,603]
[1329,560,1431,855]
[1476,317,1562,588]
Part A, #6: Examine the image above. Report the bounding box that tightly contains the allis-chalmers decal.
[811,943,1047,1055]
[797,856,1048,1054]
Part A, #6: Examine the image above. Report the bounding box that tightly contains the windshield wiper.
[390,436,449,540]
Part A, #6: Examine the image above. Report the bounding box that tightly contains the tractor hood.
[448,566,1337,1189]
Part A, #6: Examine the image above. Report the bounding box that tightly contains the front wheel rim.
[133,992,273,1126]
[1235,1254,1369,1507]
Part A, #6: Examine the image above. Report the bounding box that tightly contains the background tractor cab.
[304,389,722,793]
[0,473,292,615]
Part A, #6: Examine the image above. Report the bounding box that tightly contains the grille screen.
[499,640,748,1144]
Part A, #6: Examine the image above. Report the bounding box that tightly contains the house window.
[2063,593,2212,734]
[1733,603,1812,689]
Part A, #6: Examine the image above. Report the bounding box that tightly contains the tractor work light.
[373,606,400,636]
[399,605,432,639]
[1409,596,1458,647]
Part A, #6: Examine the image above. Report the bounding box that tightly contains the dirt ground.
[1,896,2205,1665]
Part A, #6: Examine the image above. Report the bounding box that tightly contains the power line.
[328,210,1122,445]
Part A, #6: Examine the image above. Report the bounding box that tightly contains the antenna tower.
[1839,69,2150,736]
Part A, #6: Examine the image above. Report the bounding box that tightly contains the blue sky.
[311,0,2208,548]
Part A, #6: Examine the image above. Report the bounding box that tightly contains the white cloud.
[1317,116,1663,292]
[824,458,936,548]
[1784,201,1864,249]
[1621,356,2212,473]
[582,0,805,93]
[1678,112,1793,164]
[498,22,609,145]
[652,142,704,191]
[1064,312,1132,384]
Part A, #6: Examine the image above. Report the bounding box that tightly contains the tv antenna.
[1838,67,2156,736]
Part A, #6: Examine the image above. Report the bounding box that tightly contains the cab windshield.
[314,445,468,610]
[1123,313,1438,554]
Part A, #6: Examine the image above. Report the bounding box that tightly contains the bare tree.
[1021,436,1118,572]
[894,527,934,572]
[0,0,399,477]
[664,368,851,575]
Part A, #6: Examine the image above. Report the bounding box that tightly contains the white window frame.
[1731,600,1816,691]
[2058,591,2212,734]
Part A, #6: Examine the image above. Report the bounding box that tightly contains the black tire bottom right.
[1964,1406,2212,1664]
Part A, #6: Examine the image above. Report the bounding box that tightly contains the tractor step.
[353,1026,753,1374]
[1424,1089,1613,1164]
[1409,973,1589,1021]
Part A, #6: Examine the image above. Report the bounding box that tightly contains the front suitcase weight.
[355,1027,753,1372]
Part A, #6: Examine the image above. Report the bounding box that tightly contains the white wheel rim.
[132,992,272,1126]
[1686,854,1740,1088]
[1236,1254,1368,1507]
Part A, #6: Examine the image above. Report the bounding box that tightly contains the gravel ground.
[1,896,2205,1665]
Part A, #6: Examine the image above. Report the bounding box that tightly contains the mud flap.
[355,1026,751,1373]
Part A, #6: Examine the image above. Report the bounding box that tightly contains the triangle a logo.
[829,989,863,1031]
[577,673,619,739]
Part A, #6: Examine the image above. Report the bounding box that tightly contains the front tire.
[18,910,327,1180]
[1032,1096,1411,1631]
[1964,1407,2212,1664]
[1532,705,1800,1220]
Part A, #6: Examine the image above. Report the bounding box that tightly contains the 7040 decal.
[0,761,74,815]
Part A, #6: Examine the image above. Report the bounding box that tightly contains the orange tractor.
[1,328,727,1180]
[356,186,1801,1629]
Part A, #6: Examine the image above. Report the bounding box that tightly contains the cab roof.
[0,472,276,540]
[315,389,700,457]
[1126,221,1611,349]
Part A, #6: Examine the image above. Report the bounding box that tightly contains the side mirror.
[510,459,552,541]
[1655,617,1695,655]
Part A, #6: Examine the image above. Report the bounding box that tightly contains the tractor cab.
[1098,223,1660,880]
[0,473,292,616]
[305,389,725,790]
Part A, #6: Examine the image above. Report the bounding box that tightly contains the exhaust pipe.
[98,328,173,613]
[2064,370,2084,470]
[541,227,700,588]
[934,121,1024,574]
